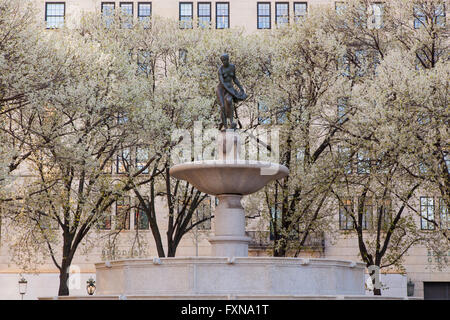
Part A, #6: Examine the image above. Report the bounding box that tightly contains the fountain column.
[208,130,251,257]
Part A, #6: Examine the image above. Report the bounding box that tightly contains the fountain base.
[87,257,366,297]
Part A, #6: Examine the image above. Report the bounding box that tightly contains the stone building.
[0,0,448,300]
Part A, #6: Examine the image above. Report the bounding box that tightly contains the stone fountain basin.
[169,160,289,195]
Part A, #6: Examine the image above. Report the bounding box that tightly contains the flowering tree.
[325,0,449,294]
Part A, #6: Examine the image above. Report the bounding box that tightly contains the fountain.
[85,128,366,299]
[43,54,369,300]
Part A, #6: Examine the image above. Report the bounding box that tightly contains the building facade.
[0,0,448,300]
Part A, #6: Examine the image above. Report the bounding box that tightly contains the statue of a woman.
[216,53,248,129]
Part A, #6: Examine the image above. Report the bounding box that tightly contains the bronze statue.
[216,53,248,129]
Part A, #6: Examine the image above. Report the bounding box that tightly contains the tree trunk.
[167,244,177,257]
[274,238,287,257]
[58,268,70,296]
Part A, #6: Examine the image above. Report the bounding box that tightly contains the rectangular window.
[98,208,112,230]
[179,2,193,29]
[357,150,371,174]
[435,4,446,27]
[216,2,229,29]
[198,2,211,28]
[137,50,152,76]
[136,146,149,174]
[339,198,354,230]
[444,152,450,174]
[420,197,435,230]
[294,2,307,22]
[116,148,130,174]
[135,197,149,230]
[359,198,372,230]
[102,157,113,174]
[369,2,384,29]
[138,2,152,28]
[414,4,446,29]
[119,2,133,28]
[275,104,288,124]
[380,198,392,230]
[355,49,367,76]
[339,54,350,77]
[102,2,115,28]
[45,2,65,29]
[275,2,289,26]
[116,197,131,230]
[257,102,271,124]
[338,146,352,174]
[337,97,348,124]
[257,2,271,29]
[414,6,426,29]
[439,199,449,230]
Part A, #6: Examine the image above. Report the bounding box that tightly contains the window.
[444,152,450,174]
[414,4,446,29]
[294,2,307,22]
[137,50,152,76]
[179,48,188,64]
[102,157,113,174]
[119,2,133,28]
[414,6,426,29]
[198,2,211,28]
[98,208,112,230]
[337,97,348,124]
[338,54,350,77]
[45,2,65,29]
[420,197,435,230]
[357,150,371,174]
[102,2,115,28]
[355,49,367,76]
[135,197,149,230]
[136,146,149,174]
[118,112,128,124]
[439,199,449,230]
[379,198,392,229]
[338,146,352,174]
[435,4,446,27]
[116,148,130,174]
[138,2,152,28]
[359,198,372,230]
[179,2,193,29]
[275,104,288,124]
[339,199,354,230]
[275,2,289,26]
[257,2,271,29]
[257,102,271,124]
[216,2,229,29]
[369,2,383,29]
[116,197,131,230]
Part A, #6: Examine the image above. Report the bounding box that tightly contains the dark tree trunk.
[167,244,177,257]
[58,268,69,296]
[274,238,287,257]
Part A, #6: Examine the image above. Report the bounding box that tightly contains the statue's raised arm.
[215,53,248,129]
